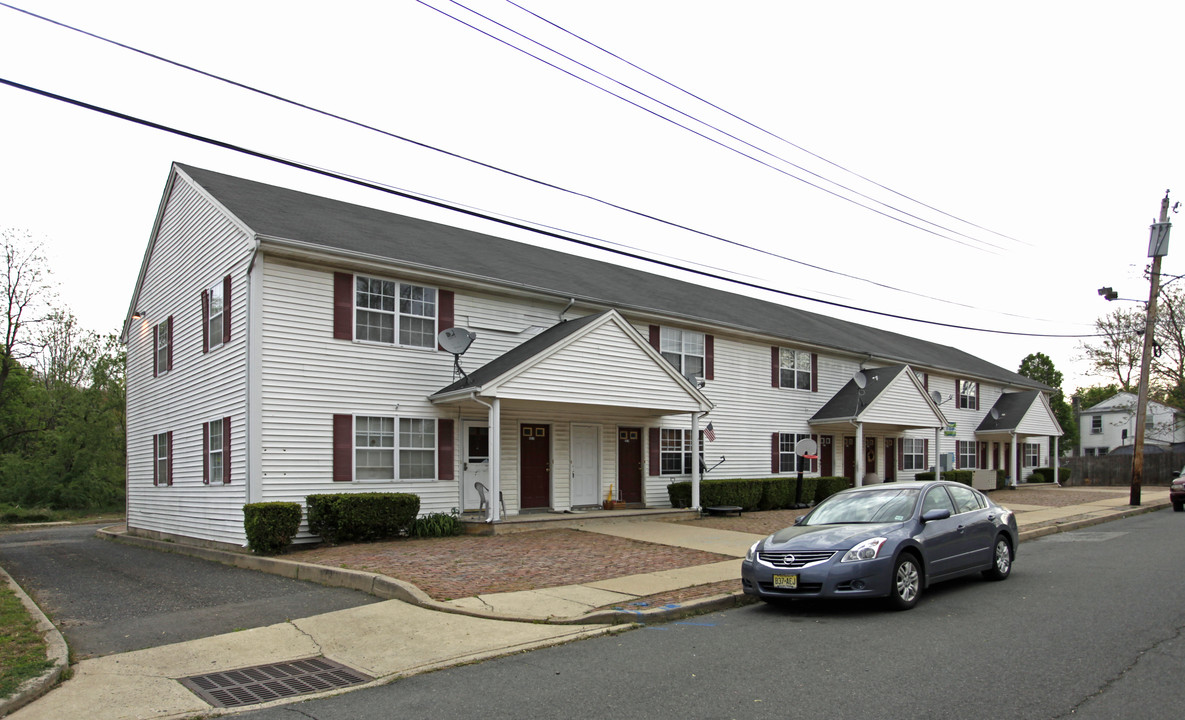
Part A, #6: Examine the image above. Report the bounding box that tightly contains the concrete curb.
[0,566,69,717]
[1016,498,1171,542]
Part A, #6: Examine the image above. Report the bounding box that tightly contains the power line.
[441,0,1005,253]
[0,1,1063,324]
[0,75,1100,339]
[416,0,999,254]
[505,0,1029,247]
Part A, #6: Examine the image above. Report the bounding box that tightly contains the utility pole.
[1130,191,1173,506]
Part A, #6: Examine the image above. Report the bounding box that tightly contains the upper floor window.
[958,380,978,410]
[207,281,224,349]
[1091,415,1102,434]
[154,318,172,376]
[660,328,705,379]
[355,275,437,349]
[901,437,925,471]
[779,349,812,390]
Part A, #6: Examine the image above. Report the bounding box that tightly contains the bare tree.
[35,309,102,389]
[1077,306,1144,391]
[2,229,56,403]
[1152,285,1185,400]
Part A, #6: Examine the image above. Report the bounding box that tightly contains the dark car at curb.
[1171,467,1185,512]
[741,480,1018,610]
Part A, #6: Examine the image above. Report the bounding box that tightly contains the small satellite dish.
[437,327,475,355]
[683,372,706,389]
[794,437,818,457]
[990,408,1001,420]
[930,389,942,405]
[853,371,867,389]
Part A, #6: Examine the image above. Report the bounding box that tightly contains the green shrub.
[410,511,464,538]
[306,492,420,544]
[243,502,302,555]
[667,481,692,508]
[813,477,851,503]
[914,470,973,485]
[1029,467,1069,483]
[757,477,793,510]
[665,478,765,510]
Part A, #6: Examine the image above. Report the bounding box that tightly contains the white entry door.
[571,424,600,507]
[461,422,490,512]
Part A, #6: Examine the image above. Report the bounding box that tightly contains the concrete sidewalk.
[6,486,1173,720]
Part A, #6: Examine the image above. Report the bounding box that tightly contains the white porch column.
[855,422,865,486]
[691,412,702,510]
[1054,435,1060,485]
[1010,432,1019,488]
[488,397,501,523]
[934,428,942,481]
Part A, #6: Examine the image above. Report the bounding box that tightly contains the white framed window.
[779,349,812,390]
[354,275,437,349]
[660,428,701,475]
[207,418,223,484]
[958,440,978,469]
[901,437,925,471]
[1023,442,1040,467]
[660,328,705,379]
[1090,415,1102,434]
[155,319,170,375]
[779,432,812,473]
[207,281,224,349]
[354,416,436,480]
[155,433,169,483]
[958,380,978,410]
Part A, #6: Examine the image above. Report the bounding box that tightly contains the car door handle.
[957,525,966,534]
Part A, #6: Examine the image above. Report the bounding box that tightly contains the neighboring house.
[121,164,1063,548]
[1078,392,1185,456]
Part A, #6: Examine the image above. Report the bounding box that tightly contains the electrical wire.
[0,75,1101,339]
[505,0,1029,247]
[0,1,1066,324]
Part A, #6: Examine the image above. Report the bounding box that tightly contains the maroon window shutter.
[152,435,159,486]
[811,353,818,392]
[152,326,159,378]
[923,374,929,391]
[437,290,455,351]
[898,438,904,469]
[333,414,353,482]
[771,433,780,474]
[705,334,714,381]
[924,439,929,468]
[167,431,174,486]
[438,418,455,480]
[223,416,232,483]
[202,422,210,484]
[771,347,780,387]
[202,289,210,354]
[975,383,981,411]
[166,316,174,371]
[648,427,660,476]
[649,325,660,352]
[333,272,353,340]
[955,441,961,469]
[223,275,232,343]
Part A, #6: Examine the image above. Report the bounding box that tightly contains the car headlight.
[841,537,887,563]
[745,541,759,562]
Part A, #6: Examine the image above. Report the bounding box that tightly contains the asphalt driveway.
[0,522,378,659]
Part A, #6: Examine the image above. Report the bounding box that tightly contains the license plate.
[772,574,798,589]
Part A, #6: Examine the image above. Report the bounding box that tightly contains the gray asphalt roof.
[176,163,1048,391]
[977,390,1042,432]
[810,365,908,422]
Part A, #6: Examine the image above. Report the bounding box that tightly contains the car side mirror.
[921,509,951,523]
[794,516,805,526]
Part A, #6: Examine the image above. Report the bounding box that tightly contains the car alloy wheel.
[983,536,1012,581]
[888,555,921,610]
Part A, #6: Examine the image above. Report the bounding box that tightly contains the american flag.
[704,422,716,442]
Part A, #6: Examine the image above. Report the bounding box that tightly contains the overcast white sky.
[1,0,1181,394]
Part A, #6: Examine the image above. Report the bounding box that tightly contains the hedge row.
[307,492,420,544]
[243,502,302,555]
[1028,467,1071,483]
[666,476,853,511]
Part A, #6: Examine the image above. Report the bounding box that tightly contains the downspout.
[691,412,702,510]
[245,236,262,506]
[559,298,575,322]
[469,393,501,523]
[1010,431,1018,488]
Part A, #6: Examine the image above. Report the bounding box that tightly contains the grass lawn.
[0,584,52,699]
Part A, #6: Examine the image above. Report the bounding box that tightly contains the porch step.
[460,507,700,535]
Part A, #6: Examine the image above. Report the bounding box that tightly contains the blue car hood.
[765,523,903,550]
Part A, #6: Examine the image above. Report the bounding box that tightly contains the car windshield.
[805,488,920,525]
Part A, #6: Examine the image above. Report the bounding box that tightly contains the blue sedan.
[741,480,1017,610]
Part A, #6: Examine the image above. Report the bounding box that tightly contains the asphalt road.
[0,522,377,659]
[235,509,1185,720]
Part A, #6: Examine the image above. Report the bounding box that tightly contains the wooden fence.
[1061,452,1185,487]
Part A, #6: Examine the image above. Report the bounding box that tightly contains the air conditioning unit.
[939,452,956,471]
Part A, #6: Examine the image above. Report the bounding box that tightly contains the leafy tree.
[1075,383,1121,411]
[1018,352,1074,457]
[1077,307,1143,392]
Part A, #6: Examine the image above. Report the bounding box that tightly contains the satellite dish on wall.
[438,327,476,355]
[853,371,867,389]
[930,390,943,405]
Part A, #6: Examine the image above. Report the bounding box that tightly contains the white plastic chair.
[475,481,505,518]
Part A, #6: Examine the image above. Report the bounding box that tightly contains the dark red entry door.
[520,424,550,509]
[818,435,834,476]
[843,436,856,480]
[618,427,643,503]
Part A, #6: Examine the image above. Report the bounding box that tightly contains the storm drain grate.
[179,656,373,708]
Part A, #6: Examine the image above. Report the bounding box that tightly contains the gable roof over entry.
[430,310,712,415]
[809,365,947,432]
[977,390,1064,436]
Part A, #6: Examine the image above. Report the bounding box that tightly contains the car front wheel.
[887,554,921,611]
[983,536,1012,581]
[1173,502,1183,512]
